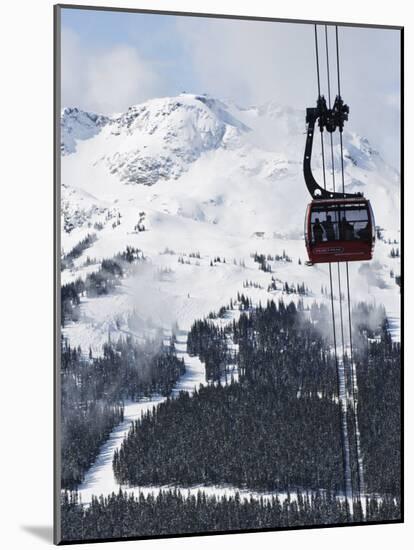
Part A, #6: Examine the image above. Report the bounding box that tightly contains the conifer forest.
[60,298,401,542]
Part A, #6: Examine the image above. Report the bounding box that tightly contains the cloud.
[61,28,165,114]
[84,46,162,114]
[175,18,317,109]
[175,19,400,168]
[61,28,86,109]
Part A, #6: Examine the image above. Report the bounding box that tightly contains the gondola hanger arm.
[303,95,362,200]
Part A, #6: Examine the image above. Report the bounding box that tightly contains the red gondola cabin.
[305,198,375,264]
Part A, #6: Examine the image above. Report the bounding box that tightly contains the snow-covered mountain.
[61,107,110,155]
[60,93,401,353]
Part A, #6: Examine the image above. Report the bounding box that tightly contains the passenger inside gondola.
[313,218,324,242]
[322,215,336,241]
[357,222,371,241]
[339,216,354,240]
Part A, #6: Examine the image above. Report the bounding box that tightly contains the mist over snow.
[60,93,401,353]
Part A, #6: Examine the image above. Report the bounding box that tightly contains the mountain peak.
[61,107,110,154]
[104,94,249,185]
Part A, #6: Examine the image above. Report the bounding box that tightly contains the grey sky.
[61,8,401,168]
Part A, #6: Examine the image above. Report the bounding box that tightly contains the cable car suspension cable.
[324,24,354,510]
[314,25,327,190]
[334,26,365,514]
[325,26,337,194]
[314,24,351,516]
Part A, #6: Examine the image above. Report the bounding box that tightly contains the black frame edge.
[399,25,404,524]
[55,3,403,30]
[54,3,62,546]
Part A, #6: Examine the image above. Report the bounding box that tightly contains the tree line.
[61,247,143,326]
[60,489,400,542]
[353,312,401,495]
[61,233,97,271]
